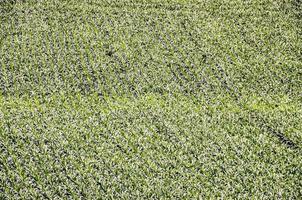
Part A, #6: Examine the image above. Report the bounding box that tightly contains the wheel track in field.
[0,1,299,149]
[187,23,298,149]
[158,20,298,149]
[209,56,298,150]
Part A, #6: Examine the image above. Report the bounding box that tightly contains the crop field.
[0,0,301,198]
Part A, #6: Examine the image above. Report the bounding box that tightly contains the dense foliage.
[0,0,301,198]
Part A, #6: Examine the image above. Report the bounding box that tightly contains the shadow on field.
[292,0,302,11]
[292,0,301,18]
[0,0,17,15]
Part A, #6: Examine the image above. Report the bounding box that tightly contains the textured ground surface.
[0,0,301,198]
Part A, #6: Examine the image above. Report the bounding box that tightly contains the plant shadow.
[0,0,18,14]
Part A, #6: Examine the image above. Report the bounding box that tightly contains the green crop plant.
[0,0,301,198]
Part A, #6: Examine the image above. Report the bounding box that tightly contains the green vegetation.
[0,0,301,198]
